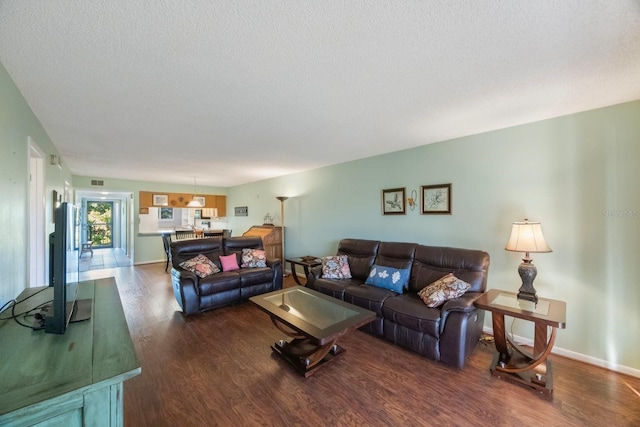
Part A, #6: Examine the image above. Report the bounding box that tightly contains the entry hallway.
[78,247,132,272]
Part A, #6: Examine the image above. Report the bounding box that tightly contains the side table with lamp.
[475,219,566,399]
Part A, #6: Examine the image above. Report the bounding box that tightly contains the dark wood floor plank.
[82,264,640,426]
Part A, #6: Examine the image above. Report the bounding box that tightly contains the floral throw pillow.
[321,255,352,279]
[417,273,471,308]
[179,254,220,278]
[365,265,410,293]
[241,248,267,268]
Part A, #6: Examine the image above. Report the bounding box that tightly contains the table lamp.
[505,219,552,302]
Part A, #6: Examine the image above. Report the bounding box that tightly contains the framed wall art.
[235,206,248,216]
[159,207,174,221]
[192,196,206,207]
[382,188,406,215]
[421,184,451,214]
[153,194,169,206]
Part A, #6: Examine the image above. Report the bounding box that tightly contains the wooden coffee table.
[250,286,375,377]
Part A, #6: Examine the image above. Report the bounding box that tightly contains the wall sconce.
[407,190,418,211]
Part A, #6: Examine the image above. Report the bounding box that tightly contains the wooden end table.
[474,289,566,399]
[286,256,321,286]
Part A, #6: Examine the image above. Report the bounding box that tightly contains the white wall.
[227,100,640,373]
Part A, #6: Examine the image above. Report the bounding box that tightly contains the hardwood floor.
[80,264,640,426]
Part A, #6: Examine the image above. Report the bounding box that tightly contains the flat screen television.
[41,201,91,334]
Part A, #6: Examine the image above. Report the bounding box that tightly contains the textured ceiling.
[2,1,640,187]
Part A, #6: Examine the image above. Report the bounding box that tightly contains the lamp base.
[517,289,538,303]
[517,258,538,303]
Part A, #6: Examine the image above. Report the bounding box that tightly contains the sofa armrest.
[171,267,201,315]
[171,267,199,293]
[441,292,483,314]
[439,292,483,334]
[266,258,284,291]
[306,265,323,288]
[266,258,281,269]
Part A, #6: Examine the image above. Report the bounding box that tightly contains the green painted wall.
[0,61,72,306]
[227,100,640,373]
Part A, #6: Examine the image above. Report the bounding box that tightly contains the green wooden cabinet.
[0,278,140,426]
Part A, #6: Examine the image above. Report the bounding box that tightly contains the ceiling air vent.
[90,179,104,186]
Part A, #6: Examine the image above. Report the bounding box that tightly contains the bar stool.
[81,241,93,257]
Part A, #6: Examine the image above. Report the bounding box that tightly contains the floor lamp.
[276,196,288,275]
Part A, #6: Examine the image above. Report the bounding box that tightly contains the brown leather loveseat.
[307,238,490,368]
[171,236,283,315]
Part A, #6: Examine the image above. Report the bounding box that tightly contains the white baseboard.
[482,326,640,379]
[134,259,166,266]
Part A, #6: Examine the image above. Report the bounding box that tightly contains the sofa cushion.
[238,267,274,287]
[365,265,409,293]
[418,273,471,308]
[220,254,240,271]
[179,254,220,278]
[374,242,416,271]
[241,248,267,268]
[171,237,223,270]
[382,294,442,338]
[410,245,489,293]
[198,271,241,295]
[311,277,360,300]
[344,284,396,317]
[321,255,352,279]
[336,239,380,280]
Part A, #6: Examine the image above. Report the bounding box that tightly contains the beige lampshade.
[505,220,552,253]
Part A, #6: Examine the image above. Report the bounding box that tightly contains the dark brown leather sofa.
[170,236,283,315]
[307,238,490,368]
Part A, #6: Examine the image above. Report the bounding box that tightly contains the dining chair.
[161,233,172,272]
[175,230,196,240]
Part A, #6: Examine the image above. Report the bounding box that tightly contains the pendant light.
[187,177,203,208]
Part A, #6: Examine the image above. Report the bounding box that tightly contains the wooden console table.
[0,278,140,426]
[474,289,566,399]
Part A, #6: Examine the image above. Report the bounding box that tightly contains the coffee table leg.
[272,338,344,377]
[270,317,346,377]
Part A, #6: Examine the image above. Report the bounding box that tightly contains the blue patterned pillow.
[365,265,410,293]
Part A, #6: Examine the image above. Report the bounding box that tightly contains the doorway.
[28,139,46,287]
[86,201,114,248]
